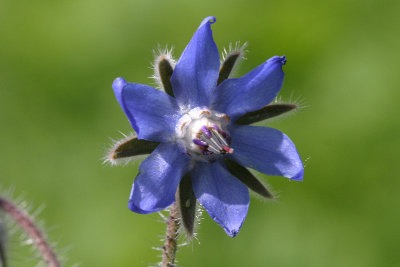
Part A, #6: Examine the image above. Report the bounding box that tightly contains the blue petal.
[113,77,180,142]
[213,56,286,121]
[228,125,304,181]
[191,160,249,237]
[128,143,190,214]
[170,16,220,108]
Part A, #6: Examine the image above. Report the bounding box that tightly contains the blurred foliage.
[0,0,399,266]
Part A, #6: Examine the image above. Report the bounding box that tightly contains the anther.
[192,139,207,147]
[210,127,229,147]
[200,126,212,138]
[222,146,234,154]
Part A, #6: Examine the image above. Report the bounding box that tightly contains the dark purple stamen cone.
[196,126,233,156]
[193,139,208,147]
[200,126,212,138]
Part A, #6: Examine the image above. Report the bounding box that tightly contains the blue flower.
[111,16,303,237]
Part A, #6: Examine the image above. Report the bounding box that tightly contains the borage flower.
[110,16,303,237]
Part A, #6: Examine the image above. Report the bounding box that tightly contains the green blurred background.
[1,0,399,266]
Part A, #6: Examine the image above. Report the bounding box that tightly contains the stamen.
[210,127,229,147]
[192,139,207,147]
[211,124,222,133]
[200,126,212,138]
[207,145,221,154]
[223,146,234,154]
[204,134,222,151]
[194,126,233,155]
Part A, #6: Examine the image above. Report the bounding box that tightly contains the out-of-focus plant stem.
[0,197,60,267]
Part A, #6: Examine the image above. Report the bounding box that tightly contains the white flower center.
[175,107,233,162]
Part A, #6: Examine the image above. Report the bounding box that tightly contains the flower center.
[175,108,233,162]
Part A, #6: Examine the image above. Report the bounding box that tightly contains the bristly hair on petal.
[150,45,177,91]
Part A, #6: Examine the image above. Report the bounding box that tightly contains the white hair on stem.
[0,188,75,267]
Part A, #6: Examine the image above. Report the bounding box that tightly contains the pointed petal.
[177,174,197,236]
[171,17,220,108]
[213,56,286,121]
[112,77,179,142]
[128,143,189,214]
[191,161,249,237]
[225,158,273,199]
[228,125,304,181]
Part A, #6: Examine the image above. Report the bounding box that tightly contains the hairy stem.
[161,202,180,267]
[0,197,60,267]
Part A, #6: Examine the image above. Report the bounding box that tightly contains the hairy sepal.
[151,46,176,96]
[176,174,197,237]
[235,103,298,125]
[0,217,6,267]
[105,133,159,166]
[224,158,273,199]
[218,42,247,85]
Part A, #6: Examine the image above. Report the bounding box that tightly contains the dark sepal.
[225,158,273,199]
[217,52,241,85]
[176,174,197,237]
[110,137,159,160]
[235,103,298,125]
[0,244,5,267]
[158,57,174,97]
[0,219,6,267]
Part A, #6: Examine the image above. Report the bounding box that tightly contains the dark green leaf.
[235,103,298,125]
[225,158,273,199]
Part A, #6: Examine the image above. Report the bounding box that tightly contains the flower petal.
[112,77,180,142]
[128,143,190,214]
[191,160,249,237]
[213,56,286,121]
[228,125,304,181]
[170,16,220,108]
